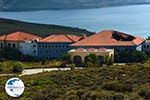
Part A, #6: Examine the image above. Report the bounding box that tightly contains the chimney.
[83,34,87,38]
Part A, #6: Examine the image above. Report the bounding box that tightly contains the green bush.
[12,62,24,73]
[61,53,71,63]
[110,94,125,100]
[70,64,76,71]
[85,53,99,67]
[32,93,47,100]
[115,50,148,63]
[0,67,3,72]
[139,90,150,99]
[65,95,80,100]
[102,81,133,92]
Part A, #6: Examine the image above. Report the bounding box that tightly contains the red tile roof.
[40,34,82,43]
[0,31,42,41]
[71,30,145,46]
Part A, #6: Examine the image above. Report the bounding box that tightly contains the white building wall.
[142,41,150,52]
[19,41,38,57]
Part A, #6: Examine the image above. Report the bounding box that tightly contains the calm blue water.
[0,5,150,38]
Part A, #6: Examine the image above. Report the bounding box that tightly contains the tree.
[85,53,99,67]
[12,62,24,73]
[115,50,148,63]
[61,53,71,64]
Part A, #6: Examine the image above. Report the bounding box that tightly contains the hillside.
[0,62,150,99]
[0,0,150,11]
[0,18,94,37]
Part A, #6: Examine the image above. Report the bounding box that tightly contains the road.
[20,67,83,76]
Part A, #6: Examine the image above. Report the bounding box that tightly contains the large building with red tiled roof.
[0,30,145,59]
[37,34,83,59]
[0,31,42,56]
[71,30,145,51]
[0,31,42,48]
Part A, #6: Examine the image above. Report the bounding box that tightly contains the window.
[33,50,37,53]
[147,45,150,48]
[38,45,41,48]
[8,43,11,47]
[33,45,36,47]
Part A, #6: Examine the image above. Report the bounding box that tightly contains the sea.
[0,5,150,38]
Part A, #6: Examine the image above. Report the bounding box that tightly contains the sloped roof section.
[0,31,42,41]
[71,30,145,46]
[40,34,82,43]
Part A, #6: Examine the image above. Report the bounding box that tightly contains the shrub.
[110,94,125,100]
[115,50,148,63]
[0,63,3,72]
[65,95,80,100]
[70,64,76,71]
[32,93,48,100]
[61,53,71,63]
[102,81,133,92]
[105,55,113,66]
[85,53,99,67]
[12,62,24,73]
[41,60,47,65]
[0,67,3,72]
[138,90,150,99]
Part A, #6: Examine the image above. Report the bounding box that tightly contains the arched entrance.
[98,56,105,65]
[73,56,82,65]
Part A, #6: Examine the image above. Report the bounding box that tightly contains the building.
[0,30,145,60]
[69,48,114,65]
[38,34,83,59]
[0,31,42,56]
[71,30,145,51]
[142,40,150,53]
[19,40,39,57]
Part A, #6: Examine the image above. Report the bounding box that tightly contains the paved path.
[20,67,83,76]
[0,74,13,77]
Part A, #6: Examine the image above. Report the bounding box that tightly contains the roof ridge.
[4,34,8,41]
[65,35,75,42]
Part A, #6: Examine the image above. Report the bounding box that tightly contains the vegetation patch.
[0,62,149,99]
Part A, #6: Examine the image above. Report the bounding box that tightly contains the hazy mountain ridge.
[0,0,150,11]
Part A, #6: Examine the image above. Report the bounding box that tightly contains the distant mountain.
[0,18,94,37]
[0,0,150,11]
